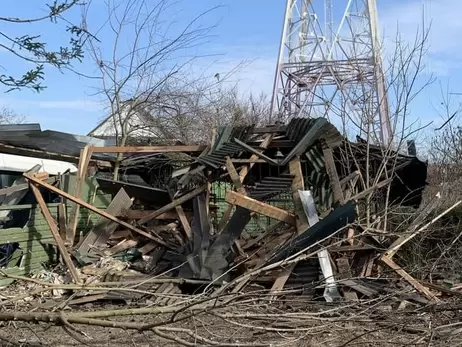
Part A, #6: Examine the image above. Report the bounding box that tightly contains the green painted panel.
[0,174,112,283]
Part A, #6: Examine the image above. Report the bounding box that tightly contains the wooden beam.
[226,157,245,193]
[225,190,296,226]
[91,145,205,153]
[270,158,308,295]
[0,183,28,196]
[380,255,438,301]
[289,157,308,230]
[167,189,193,241]
[239,134,274,181]
[58,203,67,241]
[218,134,274,231]
[385,194,451,258]
[77,188,133,255]
[322,142,344,204]
[104,239,138,256]
[138,186,206,225]
[24,173,170,248]
[29,184,81,284]
[67,145,93,245]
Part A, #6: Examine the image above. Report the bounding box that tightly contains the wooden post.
[322,142,344,204]
[29,183,81,284]
[67,145,93,245]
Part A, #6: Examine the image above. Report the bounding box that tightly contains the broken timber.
[225,190,296,226]
[24,173,170,248]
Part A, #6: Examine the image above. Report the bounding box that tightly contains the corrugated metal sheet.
[248,175,294,201]
[0,125,115,160]
[197,142,243,169]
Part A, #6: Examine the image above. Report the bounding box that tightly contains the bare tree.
[83,0,218,179]
[0,1,89,92]
[147,80,271,144]
[0,106,26,124]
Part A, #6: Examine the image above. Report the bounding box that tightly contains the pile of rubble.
[2,117,461,306]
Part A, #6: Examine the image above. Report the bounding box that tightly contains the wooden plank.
[58,203,67,241]
[67,145,93,245]
[226,157,245,193]
[226,191,296,226]
[335,257,359,301]
[0,183,28,196]
[77,188,133,255]
[32,172,49,181]
[138,242,158,255]
[289,157,308,229]
[217,134,274,231]
[380,255,438,301]
[322,142,344,204]
[175,205,192,241]
[104,239,138,256]
[124,210,192,220]
[29,183,81,284]
[238,134,274,181]
[217,203,233,233]
[109,229,132,240]
[24,173,170,248]
[91,145,205,153]
[386,194,452,258]
[341,279,378,297]
[138,186,206,225]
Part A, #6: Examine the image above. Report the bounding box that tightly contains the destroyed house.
[0,118,428,302]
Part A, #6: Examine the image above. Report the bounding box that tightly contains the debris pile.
[2,117,461,306]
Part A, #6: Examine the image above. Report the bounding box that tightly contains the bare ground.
[0,300,461,347]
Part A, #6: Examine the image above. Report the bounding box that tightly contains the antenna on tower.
[270,0,393,146]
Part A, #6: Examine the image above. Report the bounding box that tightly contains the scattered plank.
[138,242,158,255]
[104,239,138,256]
[380,255,439,302]
[0,183,28,196]
[167,189,193,242]
[226,157,246,194]
[77,188,133,255]
[28,183,81,284]
[386,195,457,258]
[225,191,296,226]
[341,279,378,297]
